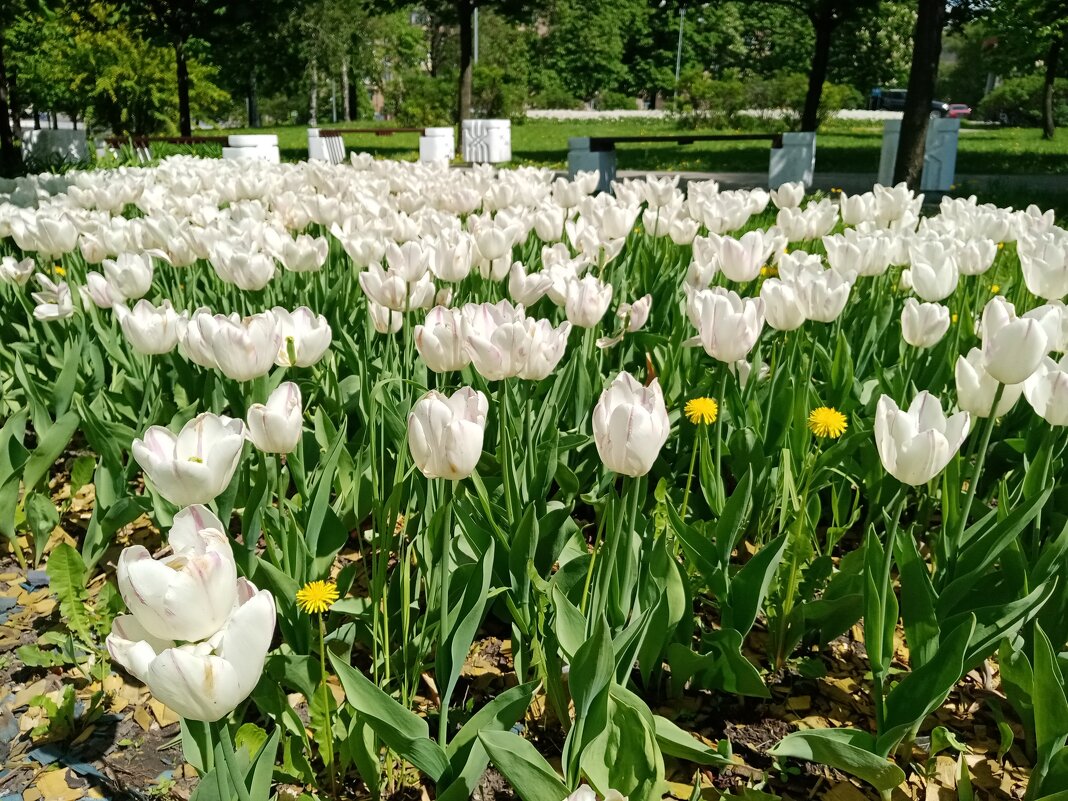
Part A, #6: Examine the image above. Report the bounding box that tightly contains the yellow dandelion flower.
[991,284,1000,294]
[997,242,1004,250]
[760,266,769,277]
[685,397,718,425]
[808,407,847,439]
[952,313,959,324]
[296,580,339,614]
[55,266,66,276]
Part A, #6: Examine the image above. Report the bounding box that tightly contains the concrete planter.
[461,119,511,163]
[21,129,89,165]
[878,118,960,192]
[420,127,456,163]
[225,134,280,164]
[768,132,816,189]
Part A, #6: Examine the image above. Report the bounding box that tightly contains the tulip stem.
[498,380,516,523]
[315,613,338,799]
[216,722,253,801]
[438,479,455,746]
[679,430,699,523]
[954,382,1005,566]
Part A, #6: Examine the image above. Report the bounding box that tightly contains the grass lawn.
[217,117,1068,175]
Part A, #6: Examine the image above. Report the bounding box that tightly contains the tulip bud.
[955,348,1023,418]
[133,413,245,506]
[102,253,154,300]
[875,392,970,486]
[760,279,806,331]
[247,382,303,454]
[981,296,1048,385]
[592,372,670,477]
[407,387,488,480]
[901,298,950,348]
[415,306,470,373]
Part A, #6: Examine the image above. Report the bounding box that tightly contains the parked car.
[948,103,972,118]
[871,88,951,117]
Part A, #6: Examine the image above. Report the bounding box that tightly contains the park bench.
[311,127,424,165]
[567,131,814,193]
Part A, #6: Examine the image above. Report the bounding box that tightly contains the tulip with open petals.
[116,505,236,642]
[1024,356,1068,425]
[901,298,950,349]
[407,387,488,480]
[102,253,154,300]
[564,275,614,328]
[981,297,1048,385]
[107,579,275,722]
[874,392,970,486]
[246,382,303,454]
[272,306,332,367]
[31,274,74,321]
[133,413,245,506]
[0,256,35,286]
[592,372,670,477]
[519,318,571,380]
[955,348,1023,418]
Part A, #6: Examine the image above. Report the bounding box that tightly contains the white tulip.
[508,262,553,306]
[760,279,806,331]
[718,231,767,282]
[592,372,670,477]
[407,387,488,480]
[981,296,1048,385]
[115,300,187,355]
[955,348,1023,418]
[1024,356,1068,425]
[690,288,765,362]
[0,256,34,286]
[246,382,303,454]
[770,182,805,210]
[519,318,571,380]
[369,301,403,334]
[415,306,470,373]
[133,413,245,506]
[272,306,332,368]
[31,274,74,321]
[874,392,970,486]
[82,272,122,309]
[102,253,154,300]
[564,275,613,328]
[900,298,950,348]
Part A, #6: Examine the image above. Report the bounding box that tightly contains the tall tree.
[893,0,946,186]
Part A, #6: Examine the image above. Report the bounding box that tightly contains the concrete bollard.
[567,137,615,194]
[768,132,816,189]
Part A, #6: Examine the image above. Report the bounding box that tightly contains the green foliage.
[978,75,1068,126]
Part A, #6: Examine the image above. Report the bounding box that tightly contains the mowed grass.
[218,117,1068,175]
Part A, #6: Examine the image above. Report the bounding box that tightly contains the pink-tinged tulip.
[107,579,275,722]
[416,306,470,373]
[116,505,235,642]
[133,413,245,506]
[874,392,970,486]
[407,387,488,480]
[564,275,613,328]
[689,288,765,362]
[246,382,303,454]
[592,372,670,477]
[981,297,1048,385]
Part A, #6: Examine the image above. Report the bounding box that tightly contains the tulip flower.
[533,204,565,242]
[463,301,530,381]
[592,372,670,477]
[718,231,768,282]
[955,348,1023,418]
[114,300,187,355]
[794,269,851,323]
[428,230,475,282]
[416,306,470,373]
[508,262,553,307]
[874,392,970,486]
[275,233,329,273]
[981,297,1048,385]
[1024,356,1068,425]
[210,244,276,291]
[689,288,765,363]
[133,413,245,506]
[0,256,34,286]
[1018,232,1068,300]
[770,182,805,210]
[107,579,275,722]
[102,253,154,300]
[246,382,303,454]
[901,298,950,348]
[1025,302,1068,354]
[564,275,614,328]
[369,301,403,334]
[519,318,571,380]
[407,387,488,480]
[210,313,281,381]
[385,240,431,282]
[955,239,997,276]
[31,274,74,322]
[82,272,122,309]
[907,257,959,302]
[272,306,332,367]
[760,279,806,331]
[116,505,236,642]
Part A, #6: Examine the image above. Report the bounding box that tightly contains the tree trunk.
[249,69,260,128]
[0,34,18,178]
[457,0,474,122]
[1042,33,1063,140]
[801,12,835,132]
[310,63,319,125]
[176,37,192,136]
[342,55,351,121]
[8,62,20,137]
[893,0,945,187]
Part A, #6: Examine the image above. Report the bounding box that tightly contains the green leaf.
[654,715,732,767]
[894,531,939,670]
[439,681,539,801]
[328,652,450,781]
[724,532,787,635]
[46,543,91,642]
[479,731,569,801]
[23,410,80,493]
[1033,625,1068,795]
[26,492,60,565]
[769,729,905,793]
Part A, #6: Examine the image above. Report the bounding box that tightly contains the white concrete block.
[21,129,89,165]
[768,131,815,189]
[462,119,511,163]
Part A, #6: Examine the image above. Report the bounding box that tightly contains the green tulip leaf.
[769,728,905,793]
